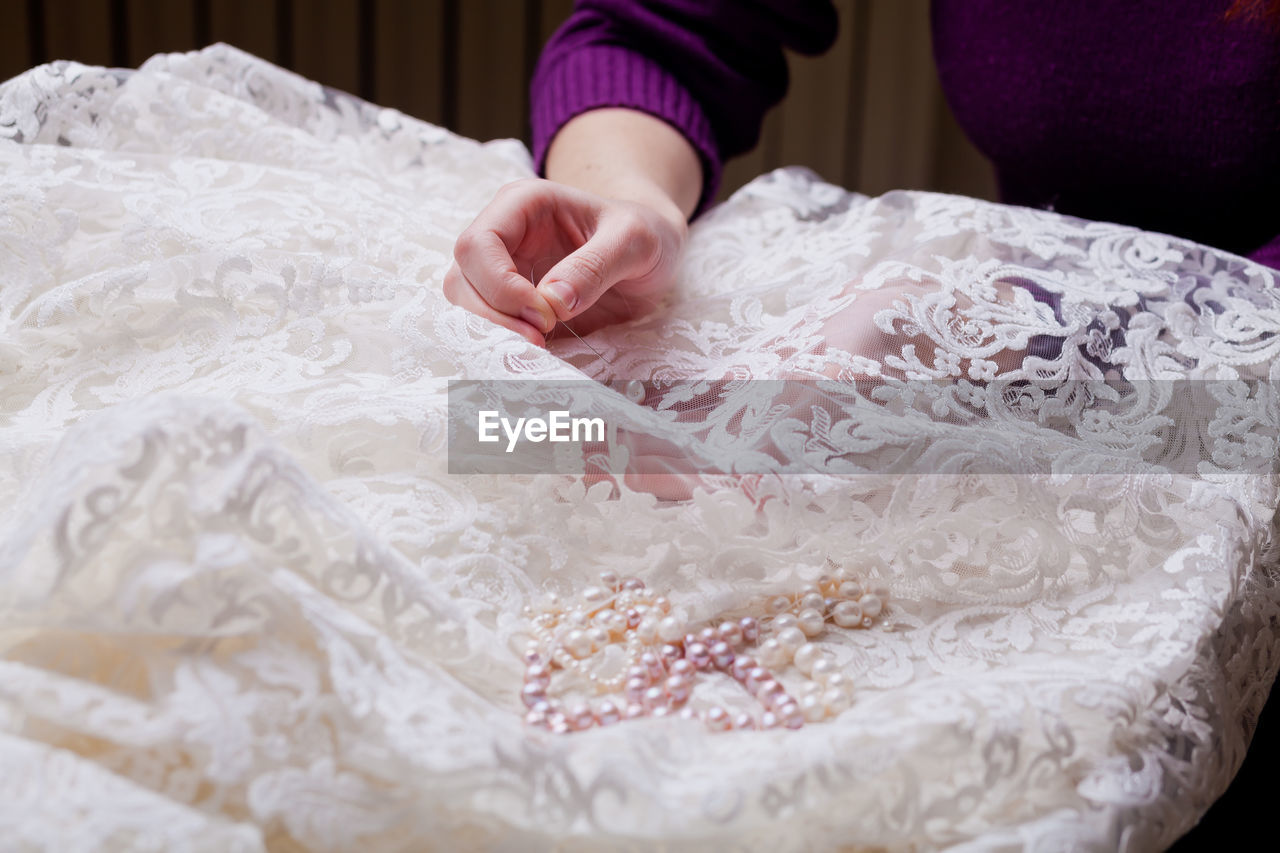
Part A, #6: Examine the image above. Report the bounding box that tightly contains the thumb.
[536,215,658,320]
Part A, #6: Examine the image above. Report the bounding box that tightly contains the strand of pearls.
[520,568,888,733]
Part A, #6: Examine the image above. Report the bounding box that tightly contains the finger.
[452,189,558,333]
[443,262,546,347]
[536,208,660,321]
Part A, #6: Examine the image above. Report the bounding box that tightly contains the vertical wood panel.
[373,0,444,123]
[455,0,528,141]
[208,0,280,63]
[771,0,857,187]
[851,0,938,195]
[720,107,782,202]
[44,0,115,65]
[930,99,998,201]
[293,0,360,94]
[0,1,33,82]
[125,0,196,67]
[537,0,573,45]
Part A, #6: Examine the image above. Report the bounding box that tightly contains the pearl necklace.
[520,568,888,733]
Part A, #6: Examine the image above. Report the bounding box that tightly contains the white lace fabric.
[1,44,1279,851]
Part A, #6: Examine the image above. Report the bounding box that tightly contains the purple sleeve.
[530,0,838,216]
[1248,234,1280,272]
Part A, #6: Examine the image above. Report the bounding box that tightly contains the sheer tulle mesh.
[1,44,1278,850]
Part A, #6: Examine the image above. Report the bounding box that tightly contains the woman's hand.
[443,178,688,346]
[444,108,703,346]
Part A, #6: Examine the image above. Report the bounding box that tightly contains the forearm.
[544,108,702,232]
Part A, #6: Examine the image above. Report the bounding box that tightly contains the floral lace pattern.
[1,44,1279,850]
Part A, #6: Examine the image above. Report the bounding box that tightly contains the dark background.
[2,1,1273,849]
[0,0,999,202]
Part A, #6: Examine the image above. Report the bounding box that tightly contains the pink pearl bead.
[739,617,759,642]
[670,659,695,678]
[678,707,697,721]
[760,712,780,729]
[521,683,547,708]
[626,665,650,685]
[523,650,542,665]
[666,674,692,704]
[525,709,548,727]
[596,701,620,726]
[525,663,550,684]
[734,712,755,730]
[745,666,769,692]
[625,677,648,704]
[710,641,735,669]
[661,644,681,662]
[625,703,645,720]
[755,680,784,703]
[626,608,641,628]
[622,578,645,592]
[686,642,711,670]
[699,627,717,644]
[569,704,594,731]
[705,706,731,732]
[717,621,742,646]
[643,686,666,710]
[548,713,571,734]
[641,652,664,679]
[654,596,671,613]
[731,656,757,681]
[779,703,804,729]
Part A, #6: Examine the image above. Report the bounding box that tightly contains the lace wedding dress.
[2,44,1279,851]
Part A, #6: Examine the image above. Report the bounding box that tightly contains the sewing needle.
[557,321,613,366]
[555,321,645,402]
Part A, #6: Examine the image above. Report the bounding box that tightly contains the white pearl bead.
[825,673,851,693]
[587,627,609,647]
[800,694,827,722]
[810,659,836,681]
[773,613,799,632]
[800,592,825,612]
[775,626,807,653]
[564,629,593,659]
[624,379,645,403]
[793,642,822,674]
[758,637,790,667]
[858,593,883,618]
[796,608,825,638]
[582,586,607,603]
[822,688,851,714]
[831,600,864,629]
[837,580,863,600]
[870,582,891,599]
[657,616,685,643]
[767,596,791,614]
[635,616,659,643]
[597,610,626,635]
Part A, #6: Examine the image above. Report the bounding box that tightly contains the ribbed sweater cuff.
[531,44,722,217]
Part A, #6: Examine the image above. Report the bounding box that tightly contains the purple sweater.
[531,0,1280,269]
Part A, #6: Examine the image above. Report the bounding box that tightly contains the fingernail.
[541,280,577,313]
[520,307,549,333]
